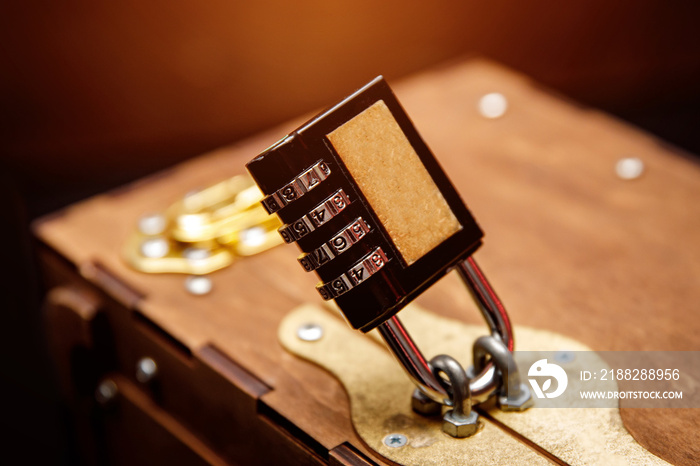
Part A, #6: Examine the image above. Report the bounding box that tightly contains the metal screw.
[140,237,170,258]
[478,92,508,119]
[95,379,118,404]
[383,433,408,448]
[615,157,644,180]
[138,213,166,236]
[555,351,575,363]
[136,357,158,383]
[185,275,212,295]
[297,323,323,342]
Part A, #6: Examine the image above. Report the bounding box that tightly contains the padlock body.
[247,77,483,332]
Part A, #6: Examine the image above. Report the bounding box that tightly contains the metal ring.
[430,355,471,414]
[473,335,533,411]
[377,256,514,405]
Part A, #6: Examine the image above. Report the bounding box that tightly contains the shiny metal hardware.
[378,316,449,404]
[477,92,508,119]
[123,174,283,275]
[317,247,389,300]
[135,357,158,383]
[298,217,371,272]
[278,188,351,243]
[615,157,644,180]
[383,433,408,448]
[184,275,213,296]
[95,378,118,405]
[377,256,527,410]
[431,355,481,438]
[472,335,533,411]
[296,323,324,342]
[411,388,442,416]
[260,160,331,214]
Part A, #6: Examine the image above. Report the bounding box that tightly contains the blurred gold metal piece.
[123,174,283,275]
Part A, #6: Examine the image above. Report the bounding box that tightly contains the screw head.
[555,351,575,364]
[383,433,408,448]
[478,92,508,119]
[136,357,158,383]
[95,379,118,404]
[140,238,170,258]
[138,213,167,236]
[615,157,644,180]
[296,323,323,342]
[185,275,212,295]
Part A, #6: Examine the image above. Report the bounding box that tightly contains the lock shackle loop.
[377,256,514,406]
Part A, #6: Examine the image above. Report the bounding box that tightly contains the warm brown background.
[2,1,700,215]
[1,1,699,464]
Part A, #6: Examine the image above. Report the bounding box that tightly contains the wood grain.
[35,59,700,465]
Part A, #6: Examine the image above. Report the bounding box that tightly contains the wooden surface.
[35,59,700,465]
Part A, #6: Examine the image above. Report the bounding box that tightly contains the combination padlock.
[246,77,530,424]
[247,76,483,332]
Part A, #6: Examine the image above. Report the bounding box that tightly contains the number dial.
[277,189,351,243]
[316,247,389,299]
[261,161,331,214]
[297,218,371,272]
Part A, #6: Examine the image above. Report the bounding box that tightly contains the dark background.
[1,1,699,463]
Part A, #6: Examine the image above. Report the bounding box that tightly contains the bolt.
[498,382,535,412]
[296,323,323,342]
[411,388,442,416]
[442,410,481,438]
[95,379,118,404]
[383,433,408,448]
[615,157,644,180]
[478,92,508,119]
[185,275,212,295]
[136,357,158,383]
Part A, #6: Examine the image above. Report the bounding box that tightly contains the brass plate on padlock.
[279,304,669,465]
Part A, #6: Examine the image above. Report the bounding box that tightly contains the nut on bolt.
[442,410,481,438]
[498,382,534,412]
[411,388,442,416]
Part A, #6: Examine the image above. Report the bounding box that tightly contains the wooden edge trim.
[80,260,145,309]
[195,343,271,399]
[329,443,379,466]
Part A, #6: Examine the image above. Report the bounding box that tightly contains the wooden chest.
[35,59,700,465]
